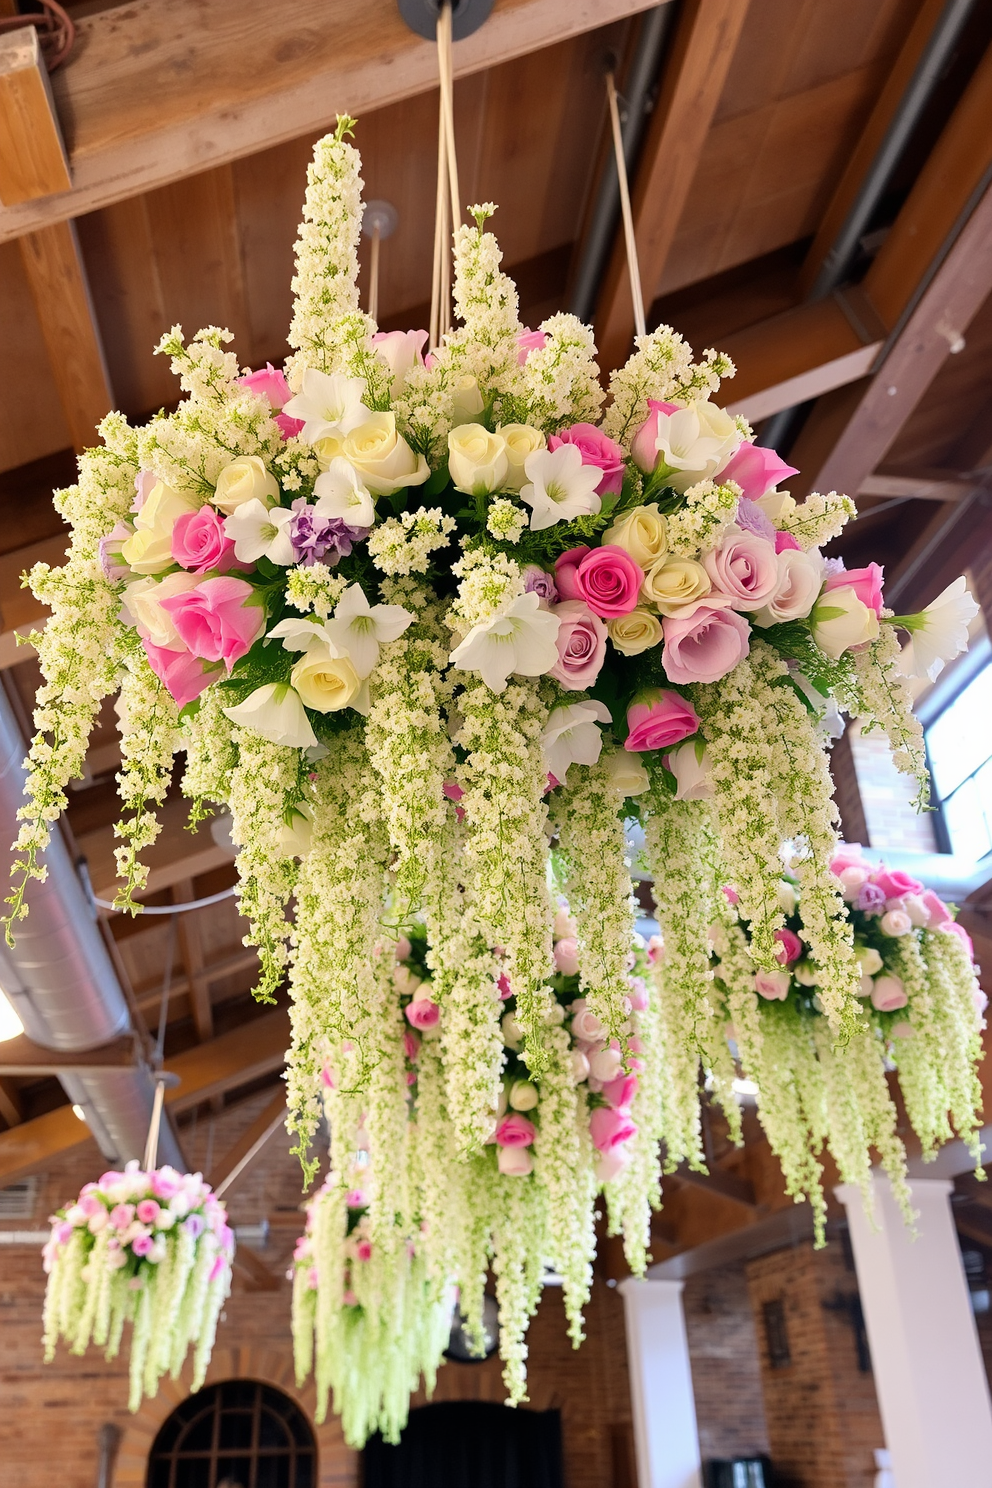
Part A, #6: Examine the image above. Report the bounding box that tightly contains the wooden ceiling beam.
[0,1077,23,1128]
[0,0,659,245]
[207,1090,288,1201]
[593,0,751,375]
[0,1029,137,1076]
[173,877,214,1042]
[721,296,880,424]
[79,792,235,906]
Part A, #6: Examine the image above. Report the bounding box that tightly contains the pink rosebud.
[548,423,626,497]
[307,1266,319,1288]
[775,531,801,553]
[110,1204,135,1230]
[601,1072,639,1110]
[151,1169,182,1200]
[624,688,700,753]
[320,1065,335,1088]
[647,935,665,963]
[131,1234,154,1257]
[495,1113,536,1148]
[406,1070,418,1086]
[136,1199,161,1225]
[238,363,291,409]
[571,1000,605,1041]
[346,1188,367,1209]
[872,867,924,900]
[141,639,219,709]
[755,969,791,1001]
[829,845,865,875]
[662,604,750,685]
[171,506,241,575]
[554,546,591,601]
[590,1106,637,1152]
[920,890,952,928]
[405,998,440,1030]
[132,470,157,513]
[548,600,608,692]
[870,975,907,1012]
[79,1193,103,1218]
[442,780,465,802]
[630,401,681,473]
[627,976,649,1012]
[99,519,134,582]
[574,545,643,618]
[402,1029,421,1061]
[774,928,804,965]
[497,972,513,1000]
[554,937,580,976]
[722,885,739,906]
[160,576,264,669]
[394,935,412,962]
[516,328,548,364]
[718,442,798,502]
[273,412,305,440]
[824,562,884,618]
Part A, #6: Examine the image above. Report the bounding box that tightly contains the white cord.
[606,72,646,340]
[94,885,237,915]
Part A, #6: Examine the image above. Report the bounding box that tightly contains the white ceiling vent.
[0,1176,39,1220]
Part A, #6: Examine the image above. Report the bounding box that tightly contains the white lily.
[223,683,318,749]
[265,616,340,652]
[281,370,370,445]
[649,403,741,494]
[896,576,980,681]
[321,583,414,678]
[519,445,602,531]
[312,456,375,528]
[449,591,561,692]
[542,700,612,784]
[223,498,294,565]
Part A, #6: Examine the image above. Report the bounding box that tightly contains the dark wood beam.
[0,1077,22,1128]
[594,0,751,375]
[173,878,214,1042]
[675,1160,757,1208]
[0,1030,138,1076]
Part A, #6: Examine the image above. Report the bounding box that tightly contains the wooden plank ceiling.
[2,0,992,1261]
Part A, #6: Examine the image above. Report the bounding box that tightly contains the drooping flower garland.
[42,1161,233,1411]
[6,116,979,1244]
[653,846,986,1240]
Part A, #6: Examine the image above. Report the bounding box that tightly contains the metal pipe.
[569,3,676,324]
[0,683,183,1170]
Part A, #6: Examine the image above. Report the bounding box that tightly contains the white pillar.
[619,1277,702,1488]
[836,1176,992,1488]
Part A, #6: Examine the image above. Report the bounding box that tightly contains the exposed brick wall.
[847,719,937,854]
[746,1242,885,1488]
[684,1263,770,1465]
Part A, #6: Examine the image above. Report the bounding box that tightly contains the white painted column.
[836,1176,992,1488]
[619,1277,702,1488]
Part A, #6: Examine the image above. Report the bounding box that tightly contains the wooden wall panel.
[0,241,71,469]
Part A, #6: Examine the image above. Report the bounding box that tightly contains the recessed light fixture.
[71,1104,87,1123]
[0,990,23,1044]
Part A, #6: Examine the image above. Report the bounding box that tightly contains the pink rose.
[920,890,952,928]
[442,780,464,802]
[722,885,739,907]
[402,1030,420,1061]
[571,1001,605,1041]
[159,576,264,669]
[110,1204,135,1230]
[548,424,626,497]
[624,688,700,753]
[601,1072,639,1110]
[273,412,305,440]
[142,640,220,708]
[590,1106,637,1152]
[171,506,240,574]
[574,545,643,618]
[942,920,975,960]
[775,531,801,553]
[871,867,924,900]
[829,845,865,876]
[630,400,681,473]
[554,937,580,976]
[151,1170,182,1200]
[595,1145,632,1183]
[548,600,607,690]
[239,363,291,409]
[774,928,804,965]
[516,328,548,364]
[824,563,884,618]
[356,1239,373,1261]
[495,1113,536,1148]
[870,975,907,1012]
[497,972,512,1000]
[755,969,791,1000]
[627,975,649,1012]
[662,603,750,685]
[405,998,440,1030]
[702,528,779,612]
[554,546,591,601]
[717,442,798,501]
[498,1145,535,1176]
[131,1234,154,1257]
[394,935,412,961]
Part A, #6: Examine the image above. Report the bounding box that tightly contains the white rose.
[777,880,798,915]
[290,644,362,713]
[880,910,912,937]
[602,503,668,567]
[497,424,546,493]
[509,1080,539,1112]
[123,571,200,648]
[753,549,822,626]
[811,587,879,659]
[607,608,663,656]
[666,740,713,801]
[341,413,430,496]
[501,1011,523,1050]
[447,424,509,496]
[120,481,199,574]
[602,747,650,798]
[570,1049,590,1083]
[497,1146,534,1177]
[277,807,313,859]
[212,456,280,515]
[589,1045,623,1081]
[793,959,818,987]
[855,945,884,975]
[394,965,422,998]
[451,375,485,425]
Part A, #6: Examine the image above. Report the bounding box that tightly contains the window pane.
[944,777,991,859]
[215,1456,253,1488]
[219,1411,254,1450]
[258,1408,290,1449]
[179,1409,216,1452]
[926,664,992,800]
[255,1456,291,1488]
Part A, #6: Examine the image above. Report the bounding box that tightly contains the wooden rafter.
[0,0,660,244]
[173,878,214,1042]
[207,1090,288,1200]
[593,0,750,375]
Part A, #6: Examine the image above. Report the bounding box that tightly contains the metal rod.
[606,72,646,340]
[143,1076,167,1171]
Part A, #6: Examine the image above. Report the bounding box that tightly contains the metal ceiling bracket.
[397,0,494,43]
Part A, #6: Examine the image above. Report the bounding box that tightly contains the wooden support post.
[0,26,70,206]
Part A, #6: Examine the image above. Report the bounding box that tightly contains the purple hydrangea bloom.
[735,497,776,543]
[183,1213,205,1239]
[522,564,558,604]
[857,881,886,916]
[288,499,365,567]
[821,556,846,578]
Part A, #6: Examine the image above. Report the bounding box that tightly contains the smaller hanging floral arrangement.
[688,845,986,1240]
[42,1159,234,1411]
[290,1165,454,1448]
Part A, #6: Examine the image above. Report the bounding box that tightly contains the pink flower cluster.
[43,1160,233,1279]
[292,1168,380,1296]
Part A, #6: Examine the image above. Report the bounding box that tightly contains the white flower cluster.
[778,489,856,550]
[112,643,182,907]
[450,545,524,629]
[519,313,604,431]
[603,327,734,444]
[845,621,929,809]
[486,497,527,542]
[666,478,741,557]
[285,561,348,618]
[367,507,456,575]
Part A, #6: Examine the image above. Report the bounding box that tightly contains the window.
[923,635,992,859]
[147,1380,315,1488]
[761,1298,791,1368]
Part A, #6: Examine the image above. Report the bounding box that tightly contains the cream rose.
[607,607,663,656]
[120,481,199,574]
[447,424,509,496]
[124,572,199,648]
[753,549,822,627]
[341,413,430,496]
[602,503,668,567]
[641,555,711,614]
[212,456,280,516]
[602,747,650,797]
[497,423,547,493]
[311,435,344,472]
[811,587,879,659]
[451,375,485,425]
[290,644,361,712]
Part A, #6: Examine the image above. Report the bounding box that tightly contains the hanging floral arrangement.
[42,1160,234,1411]
[6,116,977,1251]
[652,846,986,1240]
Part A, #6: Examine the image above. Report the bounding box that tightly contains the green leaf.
[423,462,451,497]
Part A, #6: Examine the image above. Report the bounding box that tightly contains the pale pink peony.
[601,1072,639,1110]
[755,969,791,1000]
[870,975,907,1012]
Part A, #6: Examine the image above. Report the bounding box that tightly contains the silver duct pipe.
[0,682,183,1170]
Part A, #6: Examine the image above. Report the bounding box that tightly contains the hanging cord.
[0,0,75,70]
[606,72,646,340]
[143,1078,168,1172]
[141,917,177,1171]
[429,0,462,348]
[93,884,237,915]
[368,220,381,324]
